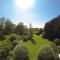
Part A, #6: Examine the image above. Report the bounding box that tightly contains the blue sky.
[0,0,60,28]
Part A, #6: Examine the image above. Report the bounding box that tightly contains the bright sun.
[15,0,35,11]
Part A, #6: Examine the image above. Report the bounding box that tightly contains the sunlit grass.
[0,34,54,60]
[18,35,53,60]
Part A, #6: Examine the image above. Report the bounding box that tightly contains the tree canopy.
[44,15,60,40]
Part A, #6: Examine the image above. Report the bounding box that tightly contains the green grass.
[18,35,53,60]
[0,34,21,49]
[0,34,54,60]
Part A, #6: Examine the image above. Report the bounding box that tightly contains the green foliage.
[28,24,33,40]
[54,38,60,45]
[51,44,60,60]
[13,45,29,60]
[0,17,5,40]
[10,41,18,51]
[0,31,5,40]
[21,35,29,42]
[4,19,14,34]
[44,15,60,40]
[0,34,54,60]
[15,22,25,35]
[0,17,56,60]
[9,34,16,41]
[37,46,55,60]
[33,28,39,34]
[9,34,21,41]
[0,48,9,60]
[39,28,43,34]
[0,17,5,31]
[36,28,43,35]
[19,35,53,60]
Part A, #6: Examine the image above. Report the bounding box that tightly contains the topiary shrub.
[10,41,18,51]
[9,34,16,41]
[13,45,29,60]
[0,48,9,60]
[21,35,28,42]
[37,46,55,60]
[54,38,60,45]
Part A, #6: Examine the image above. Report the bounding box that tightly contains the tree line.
[0,17,43,40]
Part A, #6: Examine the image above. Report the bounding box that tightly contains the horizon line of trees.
[0,17,43,40]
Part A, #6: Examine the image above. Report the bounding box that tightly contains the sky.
[0,0,60,28]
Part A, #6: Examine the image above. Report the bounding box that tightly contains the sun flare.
[15,0,35,11]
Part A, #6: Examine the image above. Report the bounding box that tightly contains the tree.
[43,15,60,40]
[0,17,5,31]
[37,46,56,60]
[0,17,5,40]
[15,22,25,35]
[39,28,43,34]
[33,28,39,34]
[13,45,29,60]
[28,24,33,40]
[4,18,14,34]
[36,28,43,35]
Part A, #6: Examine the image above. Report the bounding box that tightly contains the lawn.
[0,34,54,60]
[18,35,53,60]
[0,34,21,49]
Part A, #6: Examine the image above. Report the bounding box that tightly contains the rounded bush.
[13,45,29,60]
[37,46,55,60]
[21,35,28,42]
[10,41,18,51]
[9,34,16,41]
[54,38,60,45]
[0,48,9,60]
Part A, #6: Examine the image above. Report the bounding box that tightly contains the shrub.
[36,28,43,35]
[51,44,60,60]
[11,41,18,46]
[0,31,6,40]
[13,45,29,60]
[57,46,60,53]
[0,48,9,60]
[10,41,18,51]
[54,38,60,45]
[37,46,55,60]
[42,32,47,39]
[9,34,16,41]
[21,35,28,42]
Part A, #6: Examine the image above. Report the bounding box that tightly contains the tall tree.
[4,18,14,34]
[0,17,5,31]
[15,22,25,35]
[28,24,33,40]
[0,17,5,40]
[43,15,60,40]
